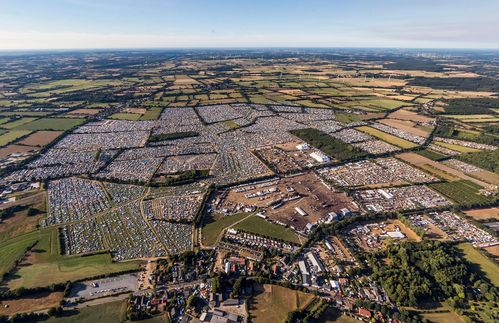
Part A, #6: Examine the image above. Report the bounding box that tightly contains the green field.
[139,107,163,120]
[357,126,418,148]
[335,112,360,124]
[0,130,32,146]
[47,300,127,322]
[109,113,142,121]
[457,243,499,287]
[0,231,39,280]
[202,213,250,246]
[1,117,37,129]
[433,141,480,153]
[234,216,302,245]
[415,149,448,161]
[429,180,495,206]
[14,118,85,131]
[3,228,141,289]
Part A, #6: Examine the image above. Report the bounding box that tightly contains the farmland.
[234,215,302,245]
[357,126,418,148]
[0,48,498,322]
[249,284,315,323]
[429,180,495,206]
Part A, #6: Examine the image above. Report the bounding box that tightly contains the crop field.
[0,130,32,146]
[433,141,481,153]
[201,212,251,246]
[17,130,63,146]
[357,126,418,148]
[415,149,448,161]
[4,228,140,289]
[234,215,302,245]
[139,107,163,120]
[457,243,499,286]
[464,208,499,221]
[109,112,142,120]
[14,117,85,131]
[1,117,37,129]
[429,180,494,206]
[249,284,315,323]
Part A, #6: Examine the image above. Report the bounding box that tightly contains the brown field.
[388,107,435,123]
[0,144,39,158]
[67,108,102,115]
[124,107,146,114]
[397,152,492,189]
[17,131,63,147]
[0,210,44,243]
[0,291,64,316]
[464,208,499,221]
[378,118,431,137]
[250,284,315,323]
[216,172,358,231]
[483,245,499,260]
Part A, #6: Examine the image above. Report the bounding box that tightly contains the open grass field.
[47,300,127,322]
[139,107,163,120]
[1,117,37,129]
[234,215,302,244]
[15,118,85,131]
[433,141,480,153]
[201,213,251,246]
[415,149,448,161]
[421,309,464,323]
[4,228,141,289]
[429,180,494,206]
[0,130,32,146]
[249,284,315,323]
[357,126,418,148]
[457,243,499,286]
[0,231,39,280]
[109,112,142,121]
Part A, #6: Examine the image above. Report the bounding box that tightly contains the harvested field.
[397,152,492,189]
[249,284,315,323]
[0,144,39,158]
[484,245,499,261]
[67,108,102,115]
[464,208,499,221]
[0,291,64,316]
[387,108,435,123]
[378,118,431,137]
[0,130,32,146]
[18,131,63,146]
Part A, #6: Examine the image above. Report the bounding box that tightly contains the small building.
[295,207,307,216]
[310,151,330,163]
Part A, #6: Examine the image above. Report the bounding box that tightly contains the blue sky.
[0,0,498,49]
